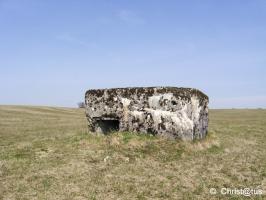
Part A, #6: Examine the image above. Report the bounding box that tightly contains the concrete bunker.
[85,87,209,140]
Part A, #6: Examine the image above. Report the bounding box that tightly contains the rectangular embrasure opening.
[96,119,119,134]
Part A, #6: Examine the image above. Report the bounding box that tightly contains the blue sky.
[0,0,265,108]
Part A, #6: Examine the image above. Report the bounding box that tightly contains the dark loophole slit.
[96,119,119,134]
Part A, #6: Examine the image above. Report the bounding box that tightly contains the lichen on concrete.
[85,87,209,140]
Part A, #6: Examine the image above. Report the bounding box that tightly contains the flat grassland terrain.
[0,106,265,199]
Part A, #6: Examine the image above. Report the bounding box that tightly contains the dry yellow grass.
[0,106,265,199]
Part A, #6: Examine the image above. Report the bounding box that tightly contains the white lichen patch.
[130,110,145,122]
[121,98,131,122]
[148,93,174,109]
[148,95,162,109]
[121,98,131,107]
[144,108,193,133]
[162,93,173,100]
[191,96,201,122]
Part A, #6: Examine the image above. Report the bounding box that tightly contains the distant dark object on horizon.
[77,102,85,108]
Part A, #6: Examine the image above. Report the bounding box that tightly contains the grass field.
[0,106,265,199]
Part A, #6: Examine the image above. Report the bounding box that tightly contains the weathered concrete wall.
[85,87,209,140]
